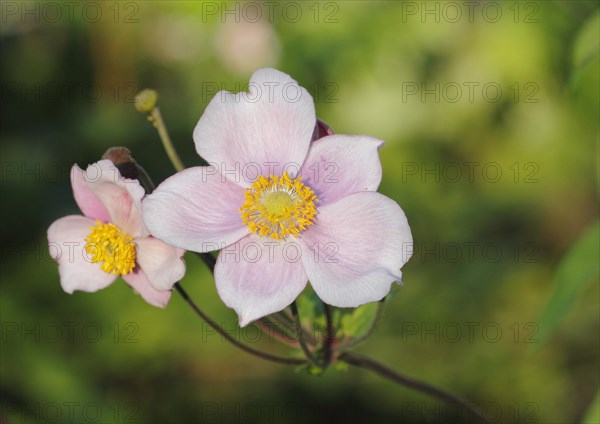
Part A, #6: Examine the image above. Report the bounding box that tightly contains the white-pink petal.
[298,192,412,307]
[47,215,116,294]
[122,269,172,308]
[134,237,186,291]
[84,160,146,237]
[70,164,110,222]
[214,234,308,326]
[193,68,316,187]
[142,166,249,253]
[300,134,383,206]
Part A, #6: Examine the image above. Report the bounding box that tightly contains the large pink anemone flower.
[142,68,412,324]
[47,160,185,307]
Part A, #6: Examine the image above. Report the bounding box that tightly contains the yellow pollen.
[240,173,318,239]
[85,221,136,275]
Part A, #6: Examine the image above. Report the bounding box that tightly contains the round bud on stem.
[135,89,158,113]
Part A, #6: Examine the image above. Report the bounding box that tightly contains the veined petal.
[47,215,116,294]
[142,166,249,253]
[298,192,412,307]
[134,237,186,291]
[84,160,146,237]
[70,164,110,222]
[123,269,172,308]
[214,234,308,326]
[300,134,383,206]
[193,68,316,187]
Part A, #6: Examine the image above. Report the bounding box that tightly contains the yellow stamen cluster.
[85,221,136,275]
[240,173,318,239]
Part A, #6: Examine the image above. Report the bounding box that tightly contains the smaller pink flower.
[47,160,185,307]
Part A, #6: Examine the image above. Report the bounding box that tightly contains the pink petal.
[299,134,383,207]
[298,192,412,307]
[142,166,249,253]
[134,237,186,291]
[47,215,116,294]
[214,234,308,326]
[193,68,316,187]
[84,160,146,237]
[70,164,110,222]
[122,269,172,308]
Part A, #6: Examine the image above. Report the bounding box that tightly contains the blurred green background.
[1,1,599,423]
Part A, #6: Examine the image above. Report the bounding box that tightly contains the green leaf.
[335,361,349,372]
[296,287,323,323]
[536,220,600,347]
[340,302,379,339]
[306,363,325,376]
[570,10,600,116]
[573,10,600,70]
[383,285,400,303]
[582,389,599,424]
[293,363,309,374]
[293,361,327,376]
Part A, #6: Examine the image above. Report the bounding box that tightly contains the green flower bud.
[134,89,158,113]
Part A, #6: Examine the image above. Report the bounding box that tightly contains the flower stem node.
[135,89,158,113]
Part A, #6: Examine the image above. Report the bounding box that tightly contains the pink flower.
[47,160,185,307]
[142,68,412,325]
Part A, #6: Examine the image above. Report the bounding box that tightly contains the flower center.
[240,173,318,239]
[85,221,136,275]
